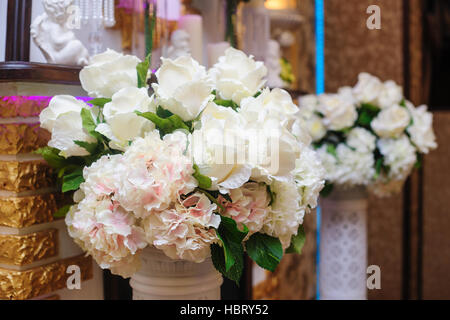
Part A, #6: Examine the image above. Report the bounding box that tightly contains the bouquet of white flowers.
[297,72,437,197]
[37,48,325,283]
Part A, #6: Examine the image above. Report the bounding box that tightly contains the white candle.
[207,42,230,67]
[178,14,203,63]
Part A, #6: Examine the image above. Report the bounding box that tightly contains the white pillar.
[319,187,368,300]
[130,247,223,300]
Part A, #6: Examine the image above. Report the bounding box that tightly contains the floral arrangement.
[296,72,437,197]
[37,48,325,282]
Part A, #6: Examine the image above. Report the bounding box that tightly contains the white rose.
[377,80,403,109]
[294,109,326,142]
[292,146,325,209]
[95,87,156,151]
[317,93,358,130]
[152,55,214,121]
[191,102,251,192]
[79,49,141,98]
[41,95,97,157]
[406,102,437,154]
[40,95,87,132]
[48,111,97,157]
[247,118,300,184]
[346,127,376,153]
[371,104,410,138]
[239,88,298,128]
[377,135,417,181]
[209,47,267,105]
[298,94,319,111]
[352,72,383,105]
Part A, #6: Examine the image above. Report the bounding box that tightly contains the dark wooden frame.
[5,0,32,62]
[0,61,81,84]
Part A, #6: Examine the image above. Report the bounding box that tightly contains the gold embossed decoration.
[0,193,61,228]
[0,254,93,300]
[0,161,54,192]
[0,123,50,155]
[0,96,51,118]
[0,229,58,266]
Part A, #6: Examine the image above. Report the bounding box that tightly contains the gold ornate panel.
[0,229,58,266]
[0,123,50,155]
[0,96,51,118]
[0,160,54,192]
[0,254,93,300]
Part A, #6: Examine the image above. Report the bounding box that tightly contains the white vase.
[129,247,223,300]
[319,187,368,300]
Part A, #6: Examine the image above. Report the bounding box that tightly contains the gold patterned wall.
[0,93,99,300]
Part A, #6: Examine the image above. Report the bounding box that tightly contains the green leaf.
[356,103,381,128]
[214,98,239,111]
[193,164,212,189]
[374,158,383,179]
[35,147,67,169]
[211,216,248,284]
[54,204,71,218]
[246,233,283,272]
[62,168,84,193]
[156,106,174,119]
[80,108,102,140]
[89,98,111,107]
[320,182,334,197]
[74,140,98,154]
[414,153,422,169]
[326,144,338,159]
[211,243,243,285]
[136,111,190,136]
[286,225,306,254]
[137,53,151,88]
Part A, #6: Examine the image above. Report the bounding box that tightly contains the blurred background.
[0,0,449,300]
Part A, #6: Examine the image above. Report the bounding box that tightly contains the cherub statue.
[166,30,191,60]
[31,0,90,66]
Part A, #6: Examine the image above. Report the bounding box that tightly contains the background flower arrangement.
[37,47,325,283]
[296,72,437,197]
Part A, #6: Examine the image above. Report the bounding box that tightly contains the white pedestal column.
[319,187,368,300]
[130,247,223,300]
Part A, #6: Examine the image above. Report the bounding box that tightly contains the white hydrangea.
[143,192,220,263]
[65,155,147,278]
[220,182,270,235]
[115,130,198,218]
[262,179,304,249]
